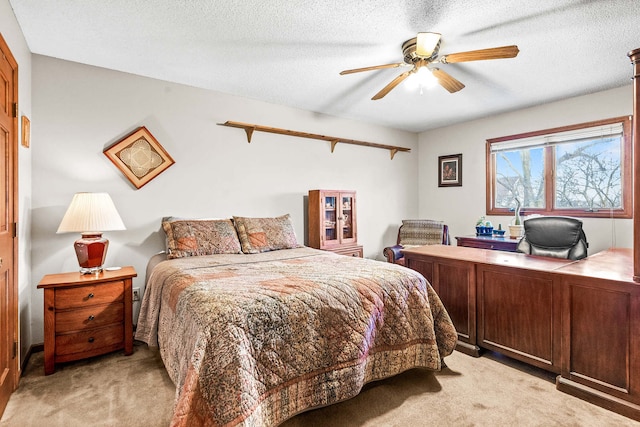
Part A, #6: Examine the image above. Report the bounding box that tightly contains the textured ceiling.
[8,0,640,132]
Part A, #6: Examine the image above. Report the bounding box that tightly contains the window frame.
[486,116,632,219]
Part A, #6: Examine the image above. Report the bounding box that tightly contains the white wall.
[418,85,633,254]
[30,55,419,343]
[1,0,33,363]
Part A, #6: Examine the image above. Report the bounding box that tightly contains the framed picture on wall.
[104,126,175,189]
[438,153,462,187]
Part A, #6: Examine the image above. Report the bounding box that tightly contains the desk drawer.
[55,281,124,309]
[55,303,123,333]
[55,324,124,356]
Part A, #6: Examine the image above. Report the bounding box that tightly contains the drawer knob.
[88,293,94,299]
[88,315,95,321]
[88,337,95,343]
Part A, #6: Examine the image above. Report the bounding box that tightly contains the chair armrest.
[443,224,450,245]
[383,244,404,263]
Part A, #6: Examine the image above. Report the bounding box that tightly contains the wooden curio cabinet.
[308,190,363,257]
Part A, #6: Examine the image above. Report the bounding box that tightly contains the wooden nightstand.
[37,266,137,375]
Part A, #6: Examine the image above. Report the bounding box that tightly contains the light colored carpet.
[1,342,638,427]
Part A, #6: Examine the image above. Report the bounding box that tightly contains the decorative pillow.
[162,218,242,259]
[233,214,300,254]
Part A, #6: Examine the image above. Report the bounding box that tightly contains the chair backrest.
[516,216,588,260]
[397,219,449,246]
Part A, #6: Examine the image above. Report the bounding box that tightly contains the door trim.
[0,31,20,414]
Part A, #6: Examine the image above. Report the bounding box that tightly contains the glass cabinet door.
[323,195,338,244]
[341,195,354,240]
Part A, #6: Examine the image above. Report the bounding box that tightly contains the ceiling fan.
[340,32,519,100]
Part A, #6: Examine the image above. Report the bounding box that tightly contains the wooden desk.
[402,245,640,422]
[455,234,519,252]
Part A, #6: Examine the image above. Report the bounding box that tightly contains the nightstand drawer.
[55,325,124,356]
[55,280,124,309]
[55,303,124,333]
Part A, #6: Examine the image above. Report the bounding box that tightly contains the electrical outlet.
[132,287,140,302]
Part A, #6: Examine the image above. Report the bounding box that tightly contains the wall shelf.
[218,121,411,159]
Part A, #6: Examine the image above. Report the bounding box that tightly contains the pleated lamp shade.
[57,192,126,274]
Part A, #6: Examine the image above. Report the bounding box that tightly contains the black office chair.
[516,216,588,260]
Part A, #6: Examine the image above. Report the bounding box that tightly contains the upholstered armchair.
[383,219,450,265]
[516,216,588,260]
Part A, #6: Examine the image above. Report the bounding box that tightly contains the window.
[486,116,632,219]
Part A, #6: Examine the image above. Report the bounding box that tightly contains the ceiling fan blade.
[372,70,412,100]
[440,45,519,63]
[416,32,441,57]
[431,68,465,93]
[340,63,405,75]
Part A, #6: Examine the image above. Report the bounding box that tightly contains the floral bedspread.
[135,247,457,426]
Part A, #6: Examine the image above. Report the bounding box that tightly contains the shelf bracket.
[243,126,255,143]
[330,140,339,153]
[218,120,411,160]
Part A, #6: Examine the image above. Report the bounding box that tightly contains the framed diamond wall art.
[104,126,175,189]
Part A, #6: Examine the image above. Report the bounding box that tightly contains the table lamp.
[57,192,126,274]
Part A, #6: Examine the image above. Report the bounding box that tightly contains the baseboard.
[21,343,44,375]
[455,340,481,357]
[556,376,640,422]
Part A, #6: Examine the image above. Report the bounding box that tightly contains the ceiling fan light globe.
[405,73,419,91]
[416,67,438,88]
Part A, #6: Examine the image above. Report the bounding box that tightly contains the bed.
[135,216,457,426]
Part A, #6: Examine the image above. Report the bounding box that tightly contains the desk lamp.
[57,192,126,274]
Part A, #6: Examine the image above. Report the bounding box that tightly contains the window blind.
[490,122,624,153]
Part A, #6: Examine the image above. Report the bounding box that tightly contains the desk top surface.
[402,245,636,284]
[403,244,573,271]
[556,247,634,283]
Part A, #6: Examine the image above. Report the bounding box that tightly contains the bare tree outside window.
[495,147,545,209]
[554,138,622,210]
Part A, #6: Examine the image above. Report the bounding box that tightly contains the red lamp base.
[74,232,109,274]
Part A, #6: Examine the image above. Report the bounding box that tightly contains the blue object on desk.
[475,226,494,236]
